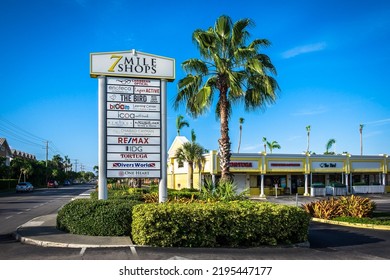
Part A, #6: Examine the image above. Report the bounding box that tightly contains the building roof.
[0,138,12,155]
[168,136,189,157]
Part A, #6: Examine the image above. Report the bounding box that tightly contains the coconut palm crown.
[174,15,279,182]
[176,115,189,136]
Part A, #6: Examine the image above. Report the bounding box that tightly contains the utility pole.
[43,141,49,185]
[74,159,79,173]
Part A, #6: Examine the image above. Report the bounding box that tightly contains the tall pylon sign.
[90,50,175,202]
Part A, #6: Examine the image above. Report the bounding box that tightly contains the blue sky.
[1,0,389,171]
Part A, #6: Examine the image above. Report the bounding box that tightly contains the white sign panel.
[351,161,381,170]
[108,93,160,103]
[268,161,303,170]
[107,111,160,120]
[107,77,161,87]
[107,136,160,145]
[107,170,161,178]
[107,145,160,153]
[107,102,160,112]
[107,128,160,137]
[230,161,259,170]
[107,153,160,161]
[90,51,175,81]
[311,162,344,170]
[108,162,161,170]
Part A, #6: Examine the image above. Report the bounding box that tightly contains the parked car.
[63,180,71,186]
[16,182,34,193]
[47,180,58,188]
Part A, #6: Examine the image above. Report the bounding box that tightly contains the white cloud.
[281,42,327,59]
[364,118,390,126]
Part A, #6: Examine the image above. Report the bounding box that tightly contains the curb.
[13,232,134,248]
[312,218,390,231]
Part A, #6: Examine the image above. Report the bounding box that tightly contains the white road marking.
[80,247,87,256]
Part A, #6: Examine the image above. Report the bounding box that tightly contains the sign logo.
[108,55,157,75]
[118,137,149,144]
[320,163,337,168]
[112,162,156,168]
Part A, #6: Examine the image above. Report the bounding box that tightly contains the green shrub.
[57,199,141,236]
[0,179,18,191]
[90,188,146,201]
[200,178,248,202]
[132,201,310,247]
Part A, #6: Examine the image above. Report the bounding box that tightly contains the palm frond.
[182,58,209,75]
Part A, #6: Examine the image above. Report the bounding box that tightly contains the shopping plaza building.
[168,136,390,196]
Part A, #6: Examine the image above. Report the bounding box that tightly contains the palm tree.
[306,125,311,153]
[176,115,189,136]
[325,138,336,154]
[174,15,279,182]
[237,117,245,153]
[262,137,267,153]
[175,130,205,189]
[359,124,364,155]
[267,140,281,153]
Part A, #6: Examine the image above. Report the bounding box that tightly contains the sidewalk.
[13,194,390,248]
[14,214,134,248]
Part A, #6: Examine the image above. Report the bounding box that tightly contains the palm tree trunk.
[237,126,242,153]
[218,87,232,182]
[188,161,194,189]
[307,132,310,153]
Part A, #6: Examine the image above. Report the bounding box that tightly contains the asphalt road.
[0,188,389,260]
[0,184,94,235]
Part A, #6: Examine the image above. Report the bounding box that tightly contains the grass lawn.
[332,212,390,226]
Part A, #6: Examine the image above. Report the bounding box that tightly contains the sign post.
[91,50,175,202]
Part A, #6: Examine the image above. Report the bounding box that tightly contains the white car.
[16,182,34,193]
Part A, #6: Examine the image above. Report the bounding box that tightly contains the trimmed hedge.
[0,179,18,191]
[90,188,146,201]
[132,201,310,247]
[57,199,141,236]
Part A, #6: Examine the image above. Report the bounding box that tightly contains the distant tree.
[176,115,189,136]
[359,124,364,155]
[306,125,311,153]
[93,165,99,176]
[0,157,10,179]
[175,130,206,189]
[237,117,245,153]
[325,138,336,154]
[267,140,281,153]
[262,137,267,153]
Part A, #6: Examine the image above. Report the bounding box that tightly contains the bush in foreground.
[57,199,141,236]
[132,201,310,247]
[302,195,376,220]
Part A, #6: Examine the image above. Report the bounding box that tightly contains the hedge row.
[131,201,310,247]
[0,179,18,191]
[89,188,201,202]
[56,199,141,236]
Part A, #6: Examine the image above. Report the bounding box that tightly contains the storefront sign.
[312,162,344,169]
[268,161,303,170]
[351,161,381,171]
[229,161,258,170]
[90,51,175,81]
